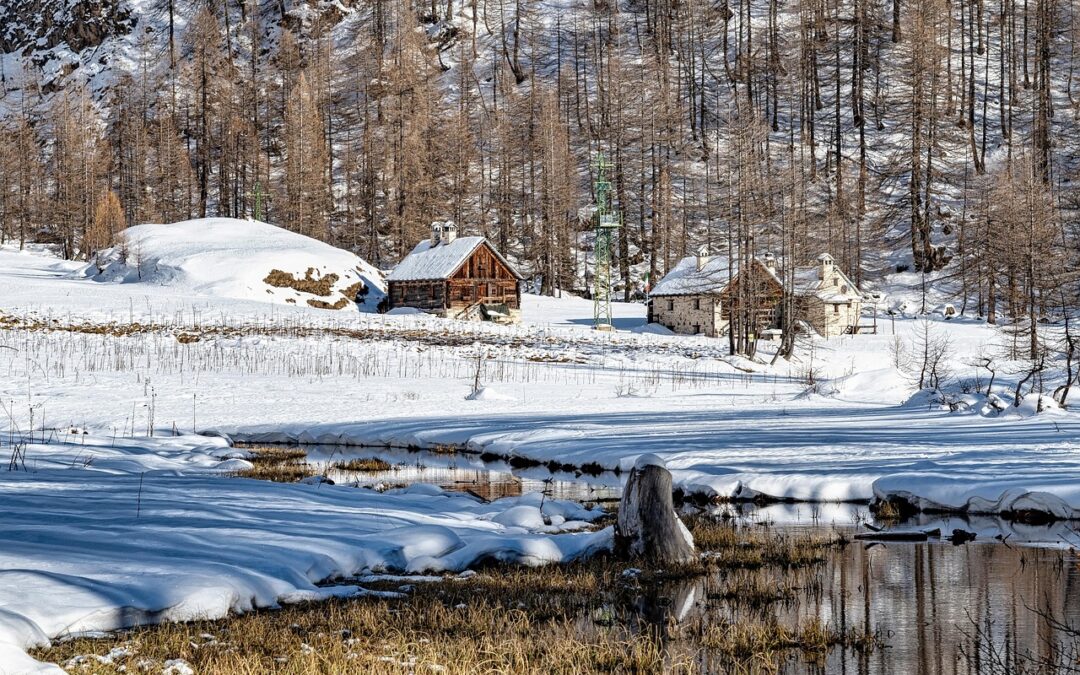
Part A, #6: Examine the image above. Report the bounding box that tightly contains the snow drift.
[0,435,610,674]
[81,218,386,312]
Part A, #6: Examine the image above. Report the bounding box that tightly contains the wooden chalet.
[386,222,523,322]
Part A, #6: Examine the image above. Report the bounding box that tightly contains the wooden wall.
[388,242,521,316]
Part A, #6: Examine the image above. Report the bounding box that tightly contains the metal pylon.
[592,152,620,330]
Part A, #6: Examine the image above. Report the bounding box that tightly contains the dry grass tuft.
[231,446,317,483]
[685,514,848,570]
[332,457,393,473]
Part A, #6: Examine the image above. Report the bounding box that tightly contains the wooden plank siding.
[388,242,521,317]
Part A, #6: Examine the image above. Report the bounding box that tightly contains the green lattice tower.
[592,152,620,330]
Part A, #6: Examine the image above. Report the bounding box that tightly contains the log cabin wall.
[388,280,447,311]
[447,244,521,311]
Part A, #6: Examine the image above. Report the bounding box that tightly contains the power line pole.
[593,151,620,331]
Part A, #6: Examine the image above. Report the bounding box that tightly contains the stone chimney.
[762,251,777,273]
[696,244,711,272]
[443,221,457,244]
[430,222,443,247]
[817,252,833,280]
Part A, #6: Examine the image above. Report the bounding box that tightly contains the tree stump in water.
[615,454,696,566]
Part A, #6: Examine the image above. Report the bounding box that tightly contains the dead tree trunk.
[615,455,696,566]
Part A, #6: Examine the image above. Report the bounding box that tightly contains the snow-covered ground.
[0,434,608,674]
[0,223,1078,672]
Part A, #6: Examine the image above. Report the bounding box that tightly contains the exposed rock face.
[615,454,696,566]
[1,0,133,56]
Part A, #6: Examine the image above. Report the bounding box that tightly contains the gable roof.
[650,255,783,297]
[790,262,861,303]
[387,236,523,282]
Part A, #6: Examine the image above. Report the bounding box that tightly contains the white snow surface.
[0,436,609,674]
[0,239,1080,668]
[81,218,386,311]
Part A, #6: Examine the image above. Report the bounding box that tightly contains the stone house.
[386,222,523,322]
[647,249,862,338]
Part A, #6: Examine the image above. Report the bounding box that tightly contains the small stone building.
[789,254,863,337]
[387,222,523,322]
[648,250,862,338]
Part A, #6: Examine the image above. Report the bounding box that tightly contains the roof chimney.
[430,222,443,247]
[443,221,457,244]
[817,252,833,280]
[696,244,710,272]
[762,251,777,272]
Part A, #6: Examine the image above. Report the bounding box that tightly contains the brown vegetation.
[31,513,878,674]
[332,457,392,473]
[263,268,338,297]
[231,446,317,483]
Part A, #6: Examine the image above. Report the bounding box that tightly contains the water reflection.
[292,444,1080,673]
[298,444,623,503]
[631,535,1080,674]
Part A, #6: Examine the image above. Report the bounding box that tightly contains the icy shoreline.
[221,405,1080,522]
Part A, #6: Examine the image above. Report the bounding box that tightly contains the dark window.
[693,298,700,310]
[693,324,701,334]
[833,304,839,314]
[667,299,674,311]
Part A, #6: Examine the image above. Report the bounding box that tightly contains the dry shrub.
[263,268,339,297]
[307,296,351,310]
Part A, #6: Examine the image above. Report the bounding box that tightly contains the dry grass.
[34,563,689,675]
[686,514,848,570]
[700,615,880,663]
[263,268,339,297]
[231,446,318,483]
[332,457,393,473]
[31,515,879,674]
[306,297,351,310]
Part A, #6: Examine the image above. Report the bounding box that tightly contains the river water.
[299,444,1080,674]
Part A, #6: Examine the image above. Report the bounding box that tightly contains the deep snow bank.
[81,218,385,311]
[0,436,609,674]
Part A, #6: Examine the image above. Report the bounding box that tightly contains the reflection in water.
[298,444,623,503]
[294,444,1080,673]
[633,535,1080,674]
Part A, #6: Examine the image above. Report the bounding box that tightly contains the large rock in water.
[615,454,696,566]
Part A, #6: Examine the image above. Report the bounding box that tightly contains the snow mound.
[633,453,667,470]
[873,472,1080,519]
[81,218,386,311]
[465,386,515,402]
[630,323,675,335]
[1005,394,1063,418]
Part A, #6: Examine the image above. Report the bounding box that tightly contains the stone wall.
[650,295,724,336]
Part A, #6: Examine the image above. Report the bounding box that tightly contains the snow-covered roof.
[649,255,734,296]
[651,251,859,302]
[791,260,861,303]
[387,236,523,282]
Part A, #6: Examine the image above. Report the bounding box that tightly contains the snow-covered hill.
[82,218,386,312]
